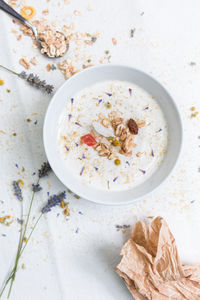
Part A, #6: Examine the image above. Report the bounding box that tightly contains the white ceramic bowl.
[43,65,182,205]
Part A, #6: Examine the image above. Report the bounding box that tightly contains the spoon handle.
[0,0,28,24]
[0,0,37,37]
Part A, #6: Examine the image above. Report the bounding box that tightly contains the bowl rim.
[43,64,183,206]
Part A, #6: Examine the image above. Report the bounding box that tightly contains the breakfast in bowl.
[57,80,168,191]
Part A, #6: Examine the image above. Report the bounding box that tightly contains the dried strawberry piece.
[81,134,97,146]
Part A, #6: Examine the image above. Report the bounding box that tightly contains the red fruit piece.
[81,134,97,146]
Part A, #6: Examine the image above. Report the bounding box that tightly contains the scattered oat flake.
[11,29,17,34]
[42,9,49,15]
[17,35,22,41]
[112,38,117,45]
[0,80,5,85]
[46,64,51,72]
[113,177,118,182]
[0,130,6,134]
[30,56,37,65]
[87,5,93,11]
[19,58,30,69]
[74,10,81,16]
[80,167,85,176]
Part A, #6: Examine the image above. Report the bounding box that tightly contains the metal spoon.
[0,0,68,58]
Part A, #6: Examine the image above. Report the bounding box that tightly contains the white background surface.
[0,0,200,299]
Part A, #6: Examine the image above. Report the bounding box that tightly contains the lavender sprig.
[41,191,66,214]
[12,181,23,201]
[0,65,54,94]
[38,162,51,178]
[32,183,42,192]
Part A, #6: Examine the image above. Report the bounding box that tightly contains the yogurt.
[57,80,168,191]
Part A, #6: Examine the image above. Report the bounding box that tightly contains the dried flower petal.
[139,169,146,174]
[80,167,85,176]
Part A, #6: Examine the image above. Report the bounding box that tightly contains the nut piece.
[137,120,146,128]
[121,135,134,154]
[111,117,124,129]
[127,118,138,135]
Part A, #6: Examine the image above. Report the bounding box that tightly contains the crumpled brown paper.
[116,217,200,299]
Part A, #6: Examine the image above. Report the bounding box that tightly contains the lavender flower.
[13,181,23,201]
[98,99,103,104]
[41,191,66,214]
[75,228,79,233]
[82,153,86,159]
[71,98,74,105]
[157,128,162,133]
[65,145,69,151]
[68,114,72,120]
[130,28,135,38]
[151,150,154,157]
[16,218,24,225]
[106,92,112,97]
[38,162,51,178]
[32,183,42,192]
[129,88,132,96]
[91,36,97,43]
[94,167,98,171]
[75,143,79,147]
[113,177,118,182]
[144,106,149,110]
[126,161,130,166]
